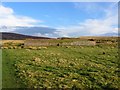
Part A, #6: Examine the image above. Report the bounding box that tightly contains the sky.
[0,2,118,37]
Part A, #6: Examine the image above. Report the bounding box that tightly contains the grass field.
[2,45,119,89]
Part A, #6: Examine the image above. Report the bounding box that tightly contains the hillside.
[0,32,51,40]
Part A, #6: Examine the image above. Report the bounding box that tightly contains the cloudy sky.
[0,2,118,37]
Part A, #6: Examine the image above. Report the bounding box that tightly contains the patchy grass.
[2,45,119,89]
[2,40,24,44]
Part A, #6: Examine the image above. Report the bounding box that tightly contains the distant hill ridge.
[0,32,51,40]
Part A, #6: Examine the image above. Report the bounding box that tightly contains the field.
[2,43,119,89]
[2,40,24,44]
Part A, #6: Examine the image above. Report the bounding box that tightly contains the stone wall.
[25,39,96,46]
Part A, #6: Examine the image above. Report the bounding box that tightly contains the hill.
[0,32,51,40]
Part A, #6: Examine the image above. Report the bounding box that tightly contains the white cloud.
[0,5,42,27]
[74,2,101,13]
[56,17,118,37]
[34,32,58,38]
[0,26,17,32]
[56,3,118,37]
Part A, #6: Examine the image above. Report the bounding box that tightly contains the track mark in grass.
[2,50,25,88]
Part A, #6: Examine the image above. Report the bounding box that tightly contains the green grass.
[0,50,2,89]
[2,49,25,88]
[2,45,119,89]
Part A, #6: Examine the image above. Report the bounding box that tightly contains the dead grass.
[2,40,24,44]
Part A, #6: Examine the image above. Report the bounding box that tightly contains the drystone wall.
[25,39,96,46]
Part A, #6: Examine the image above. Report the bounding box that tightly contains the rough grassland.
[2,45,119,89]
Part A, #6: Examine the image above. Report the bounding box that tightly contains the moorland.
[1,32,119,89]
